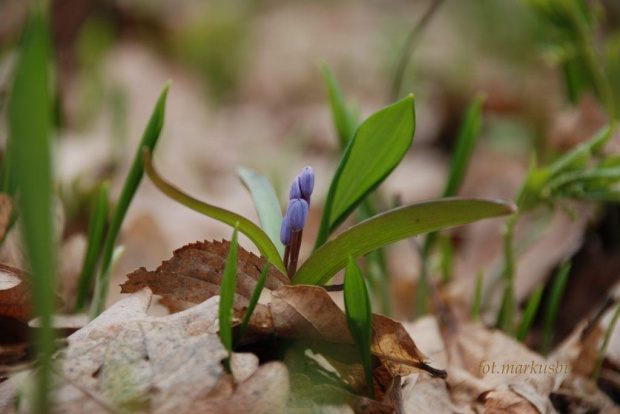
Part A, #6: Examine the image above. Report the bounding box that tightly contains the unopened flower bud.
[286,198,308,232]
[280,213,292,245]
[299,166,314,202]
[289,177,302,200]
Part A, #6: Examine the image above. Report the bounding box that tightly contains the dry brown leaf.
[121,240,289,309]
[270,285,352,343]
[192,362,290,414]
[371,314,446,379]
[48,288,234,413]
[0,263,31,323]
[475,389,539,414]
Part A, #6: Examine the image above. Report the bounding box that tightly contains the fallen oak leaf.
[121,240,289,309]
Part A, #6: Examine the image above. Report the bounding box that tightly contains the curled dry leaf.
[0,263,32,323]
[121,240,289,309]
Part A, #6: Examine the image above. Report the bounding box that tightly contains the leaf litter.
[1,239,619,413]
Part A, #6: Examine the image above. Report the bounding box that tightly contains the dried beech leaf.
[53,290,232,413]
[270,285,352,343]
[121,240,289,309]
[192,362,290,414]
[475,389,539,414]
[371,314,447,379]
[0,263,32,323]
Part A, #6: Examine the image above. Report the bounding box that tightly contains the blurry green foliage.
[171,1,253,102]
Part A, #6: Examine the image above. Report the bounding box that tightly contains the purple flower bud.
[289,177,302,200]
[280,214,292,245]
[286,198,308,232]
[299,166,314,202]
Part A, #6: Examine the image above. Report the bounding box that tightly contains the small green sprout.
[344,258,374,399]
[219,225,239,366]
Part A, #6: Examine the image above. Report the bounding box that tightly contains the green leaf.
[516,286,544,342]
[238,167,284,256]
[471,270,484,322]
[219,226,239,355]
[344,258,374,399]
[315,95,416,248]
[593,300,620,382]
[74,181,109,313]
[442,94,485,198]
[548,122,613,178]
[321,63,358,147]
[142,150,286,273]
[236,261,269,347]
[541,261,571,355]
[295,198,515,286]
[9,6,55,412]
[90,81,170,319]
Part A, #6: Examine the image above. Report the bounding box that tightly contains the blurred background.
[0,0,619,349]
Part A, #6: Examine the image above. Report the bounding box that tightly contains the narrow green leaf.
[238,167,284,256]
[90,81,170,319]
[442,94,485,197]
[344,258,374,399]
[471,270,484,322]
[421,95,485,262]
[541,261,571,355]
[516,286,544,342]
[236,261,269,347]
[295,198,516,286]
[315,95,416,248]
[496,283,515,335]
[74,182,109,312]
[10,5,55,412]
[549,165,620,191]
[219,226,239,355]
[548,125,613,177]
[321,63,358,146]
[593,300,620,382]
[142,150,286,272]
[439,234,454,284]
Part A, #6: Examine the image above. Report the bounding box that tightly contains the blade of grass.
[593,300,620,382]
[548,125,613,177]
[321,63,358,146]
[74,182,109,313]
[238,167,284,256]
[389,0,446,102]
[541,261,571,355]
[295,198,516,286]
[90,82,170,319]
[418,94,484,314]
[516,286,544,342]
[219,226,239,367]
[315,94,416,249]
[471,270,484,322]
[143,149,285,272]
[10,5,55,412]
[344,258,374,399]
[235,261,269,347]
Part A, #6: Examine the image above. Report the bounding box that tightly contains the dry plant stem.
[283,245,291,270]
[287,230,303,277]
[322,283,344,292]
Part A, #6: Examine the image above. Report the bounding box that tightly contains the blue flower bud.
[299,166,314,202]
[280,213,292,245]
[289,177,302,200]
[286,198,308,232]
